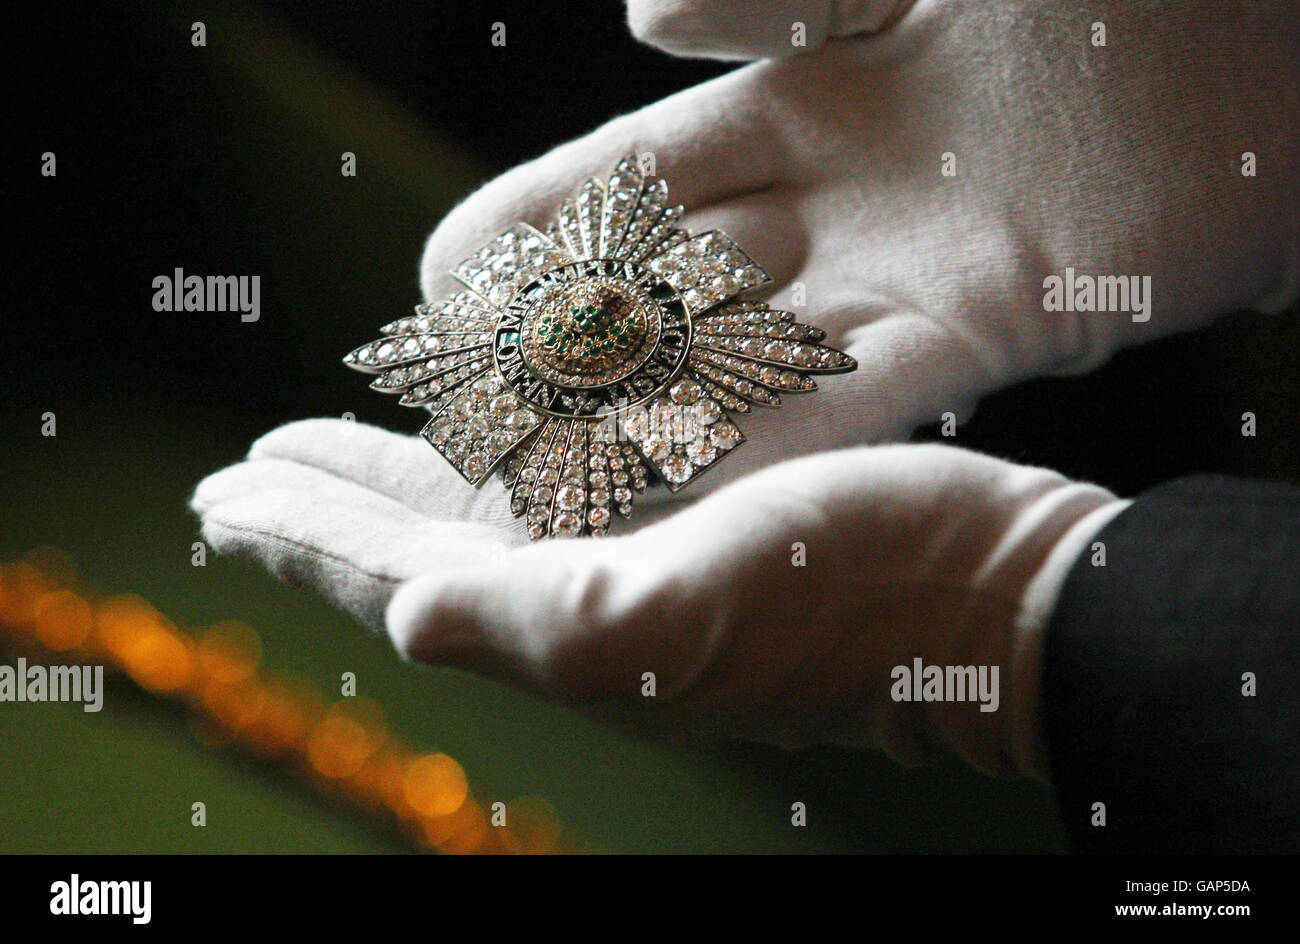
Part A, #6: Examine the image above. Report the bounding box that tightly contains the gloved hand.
[192,419,1128,780]
[419,0,1297,495]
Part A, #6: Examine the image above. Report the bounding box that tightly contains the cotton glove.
[627,0,910,60]
[421,0,1297,497]
[192,418,1128,779]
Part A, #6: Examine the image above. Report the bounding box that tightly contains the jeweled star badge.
[344,154,856,539]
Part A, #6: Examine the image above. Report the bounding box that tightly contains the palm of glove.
[191,420,680,629]
[193,421,1117,776]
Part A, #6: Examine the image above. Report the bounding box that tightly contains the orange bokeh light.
[420,796,487,851]
[197,620,262,683]
[244,679,315,756]
[32,589,92,651]
[95,594,163,658]
[306,710,376,779]
[0,562,55,626]
[201,678,267,734]
[125,627,194,694]
[403,753,469,819]
[369,748,415,817]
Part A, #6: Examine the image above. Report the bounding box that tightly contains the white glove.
[420,0,1297,496]
[192,419,1127,780]
[627,0,910,61]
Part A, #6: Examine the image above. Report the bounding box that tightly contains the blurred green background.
[4,1,1295,854]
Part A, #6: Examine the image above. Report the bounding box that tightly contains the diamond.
[463,454,488,480]
[427,418,454,444]
[556,485,584,511]
[471,375,501,397]
[710,423,741,450]
[551,513,582,537]
[669,379,701,404]
[506,409,536,432]
[686,439,716,466]
[662,454,692,485]
[642,436,671,462]
[624,409,649,439]
[694,398,721,426]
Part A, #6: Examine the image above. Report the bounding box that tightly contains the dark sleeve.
[1042,474,1300,854]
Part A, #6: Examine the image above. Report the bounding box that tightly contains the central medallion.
[523,278,657,383]
[493,258,691,418]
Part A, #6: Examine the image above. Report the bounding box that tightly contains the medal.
[345,155,856,539]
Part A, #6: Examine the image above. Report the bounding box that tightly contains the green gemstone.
[572,303,615,333]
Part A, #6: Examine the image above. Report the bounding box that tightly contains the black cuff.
[1043,475,1300,853]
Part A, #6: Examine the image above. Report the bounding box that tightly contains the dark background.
[3,0,1296,853]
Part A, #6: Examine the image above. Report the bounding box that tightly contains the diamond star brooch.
[344,154,856,539]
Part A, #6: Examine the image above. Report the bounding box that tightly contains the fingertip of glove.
[190,462,260,517]
[625,0,691,49]
[627,0,744,58]
[385,570,465,663]
[384,576,425,659]
[188,478,218,517]
[627,0,835,60]
[190,457,317,517]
